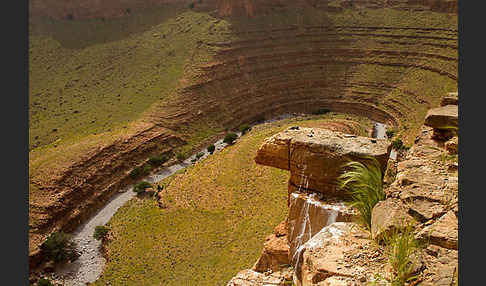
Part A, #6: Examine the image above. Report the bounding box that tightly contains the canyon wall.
[28,0,457,269]
[29,0,457,20]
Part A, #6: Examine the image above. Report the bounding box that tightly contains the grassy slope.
[29,5,233,151]
[94,115,371,286]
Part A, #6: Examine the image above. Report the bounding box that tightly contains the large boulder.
[255,127,391,197]
[287,192,356,262]
[424,105,458,131]
[371,198,416,241]
[295,222,388,286]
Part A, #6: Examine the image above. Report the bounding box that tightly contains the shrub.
[337,157,385,230]
[254,114,265,123]
[386,129,396,139]
[311,108,331,115]
[133,181,152,194]
[37,278,54,286]
[142,163,152,174]
[129,166,142,179]
[196,152,204,159]
[148,154,168,167]
[391,138,404,150]
[382,224,420,285]
[176,153,185,162]
[239,124,251,135]
[130,163,152,179]
[93,225,110,240]
[40,232,79,263]
[223,133,238,145]
[207,144,215,154]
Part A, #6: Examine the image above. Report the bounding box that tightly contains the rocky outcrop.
[416,211,458,250]
[255,127,391,197]
[252,221,290,273]
[371,198,416,241]
[424,105,458,129]
[296,222,388,286]
[440,92,459,106]
[288,193,356,261]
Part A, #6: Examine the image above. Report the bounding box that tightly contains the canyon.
[28,0,458,285]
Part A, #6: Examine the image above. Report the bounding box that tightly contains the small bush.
[239,124,251,135]
[93,225,110,240]
[383,224,420,285]
[148,154,169,167]
[254,114,265,123]
[386,129,396,139]
[207,144,215,154]
[337,157,385,230]
[176,153,185,162]
[196,152,204,159]
[223,133,238,145]
[40,232,78,263]
[142,163,152,174]
[129,166,142,179]
[391,138,404,150]
[133,181,152,194]
[37,278,54,286]
[312,108,331,115]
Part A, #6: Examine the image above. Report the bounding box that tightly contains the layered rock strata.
[255,127,391,197]
[228,94,458,286]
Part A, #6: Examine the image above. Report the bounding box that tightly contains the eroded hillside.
[28,0,457,269]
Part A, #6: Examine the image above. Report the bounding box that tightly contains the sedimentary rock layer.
[255,127,391,196]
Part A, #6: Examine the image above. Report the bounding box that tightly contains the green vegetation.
[207,144,215,154]
[382,225,421,286]
[148,154,169,167]
[129,163,152,179]
[37,278,54,286]
[40,232,78,263]
[312,108,331,115]
[386,129,396,139]
[133,181,153,194]
[391,138,410,151]
[337,157,385,230]
[239,124,251,135]
[196,152,204,159]
[176,153,186,162]
[223,133,238,145]
[94,116,370,286]
[93,225,110,240]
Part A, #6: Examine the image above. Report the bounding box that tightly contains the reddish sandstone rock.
[295,222,387,286]
[287,192,356,261]
[371,198,416,241]
[416,211,458,250]
[440,92,458,107]
[424,105,458,131]
[253,221,290,273]
[255,127,391,197]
